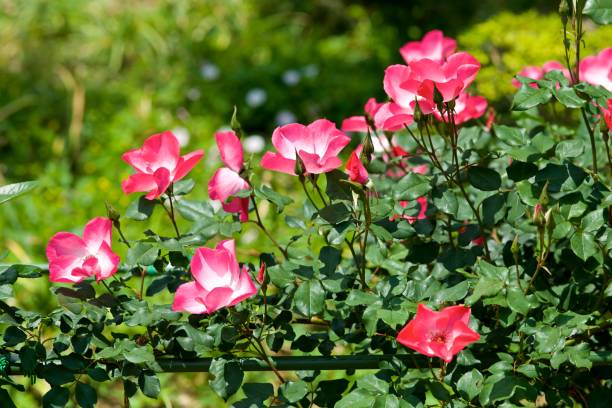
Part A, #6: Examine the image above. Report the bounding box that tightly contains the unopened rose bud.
[532,203,543,226]
[362,131,375,163]
[257,262,266,284]
[105,201,121,224]
[294,150,306,178]
[538,181,550,207]
[231,106,244,139]
[559,0,569,25]
[511,235,520,255]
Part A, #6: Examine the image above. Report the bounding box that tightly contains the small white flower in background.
[303,64,319,78]
[243,135,265,153]
[275,110,296,126]
[245,88,267,108]
[186,88,201,101]
[200,62,220,80]
[172,127,190,147]
[282,69,301,86]
[241,228,259,244]
[176,107,190,121]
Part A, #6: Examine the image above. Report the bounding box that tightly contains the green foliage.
[459,10,612,101]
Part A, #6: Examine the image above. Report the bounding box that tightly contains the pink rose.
[345,145,369,185]
[433,92,487,125]
[208,131,250,222]
[397,304,480,363]
[172,240,257,314]
[261,119,350,175]
[122,131,204,200]
[46,217,120,283]
[399,30,457,64]
[512,61,571,88]
[579,48,612,91]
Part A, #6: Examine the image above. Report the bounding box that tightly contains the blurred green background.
[3,0,612,265]
[2,0,612,406]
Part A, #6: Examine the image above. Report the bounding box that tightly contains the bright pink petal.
[384,64,417,108]
[261,152,296,175]
[83,217,112,253]
[174,150,204,181]
[151,167,171,199]
[203,287,236,313]
[228,266,257,306]
[172,282,209,314]
[341,116,369,132]
[222,197,250,222]
[95,241,120,281]
[121,173,158,198]
[208,168,250,203]
[299,150,343,174]
[190,246,234,291]
[46,232,88,261]
[215,131,243,172]
[48,256,86,283]
[271,123,307,158]
[346,149,369,184]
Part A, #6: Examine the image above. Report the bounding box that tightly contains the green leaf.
[511,85,552,110]
[126,243,159,266]
[468,167,501,191]
[325,169,352,201]
[209,358,244,400]
[172,178,195,195]
[0,389,16,408]
[280,380,309,403]
[433,280,469,303]
[75,382,97,408]
[126,196,156,220]
[346,289,380,306]
[319,203,351,224]
[584,0,612,24]
[506,161,538,182]
[581,209,605,232]
[552,86,586,108]
[294,280,325,317]
[254,185,293,212]
[43,387,70,408]
[571,231,598,260]
[138,372,161,398]
[3,326,26,346]
[393,172,431,200]
[176,199,214,221]
[434,189,458,214]
[373,394,400,408]
[336,389,377,408]
[457,369,484,400]
[506,287,530,315]
[357,374,389,395]
[556,139,584,158]
[0,181,38,205]
[123,346,155,364]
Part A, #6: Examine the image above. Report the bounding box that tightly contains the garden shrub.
[1,1,612,407]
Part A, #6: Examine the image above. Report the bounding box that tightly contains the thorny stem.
[161,185,181,238]
[252,338,285,383]
[113,223,131,248]
[581,108,599,177]
[250,194,288,259]
[310,176,329,207]
[359,190,371,289]
[445,105,491,260]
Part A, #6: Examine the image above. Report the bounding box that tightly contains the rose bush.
[1,2,611,407]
